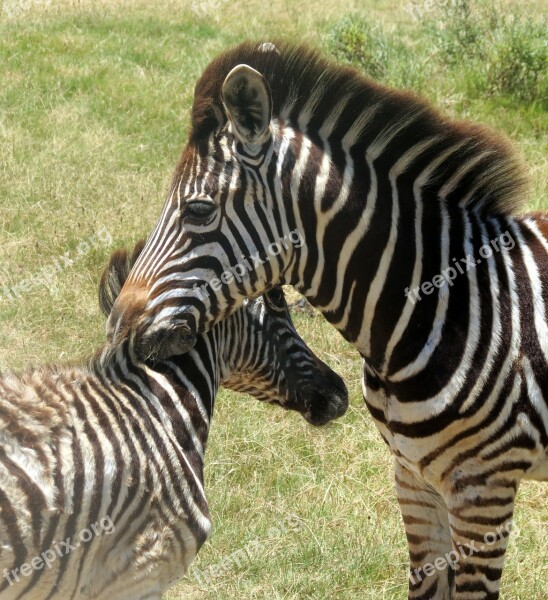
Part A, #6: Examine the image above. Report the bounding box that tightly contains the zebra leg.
[446,482,518,600]
[395,461,455,600]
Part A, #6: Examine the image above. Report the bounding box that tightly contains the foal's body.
[0,245,347,600]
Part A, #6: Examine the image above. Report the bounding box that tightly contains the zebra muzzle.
[300,375,349,426]
[133,326,198,362]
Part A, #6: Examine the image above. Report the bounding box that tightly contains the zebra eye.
[183,200,217,222]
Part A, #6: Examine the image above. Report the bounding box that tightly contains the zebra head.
[101,241,348,426]
[106,42,332,361]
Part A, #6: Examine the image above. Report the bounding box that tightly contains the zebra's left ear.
[222,64,272,147]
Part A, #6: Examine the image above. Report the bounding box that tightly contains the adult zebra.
[107,42,548,599]
[0,240,347,600]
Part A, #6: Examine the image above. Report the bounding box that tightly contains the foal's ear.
[98,240,145,318]
[221,64,272,147]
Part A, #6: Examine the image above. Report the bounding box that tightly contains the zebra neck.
[97,337,219,453]
[289,139,515,390]
[216,308,256,382]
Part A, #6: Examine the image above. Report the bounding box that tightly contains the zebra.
[0,239,348,600]
[106,41,548,599]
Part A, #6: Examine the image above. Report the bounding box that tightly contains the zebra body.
[108,42,547,598]
[0,243,347,600]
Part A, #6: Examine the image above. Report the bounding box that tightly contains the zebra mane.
[99,240,146,317]
[191,41,528,217]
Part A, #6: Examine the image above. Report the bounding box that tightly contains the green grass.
[0,1,546,598]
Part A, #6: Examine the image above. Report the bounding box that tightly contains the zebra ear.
[222,64,272,147]
[98,240,145,318]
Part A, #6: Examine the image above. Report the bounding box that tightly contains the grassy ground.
[0,0,546,598]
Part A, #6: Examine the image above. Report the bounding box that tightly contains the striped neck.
[280,123,517,386]
[95,331,223,455]
[94,306,274,454]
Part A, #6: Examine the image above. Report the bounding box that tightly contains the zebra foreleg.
[445,481,518,600]
[395,461,455,600]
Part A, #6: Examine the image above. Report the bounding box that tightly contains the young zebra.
[0,240,348,600]
[107,42,547,599]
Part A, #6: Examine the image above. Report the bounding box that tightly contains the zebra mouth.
[300,380,349,426]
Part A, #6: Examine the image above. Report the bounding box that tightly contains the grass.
[0,0,546,598]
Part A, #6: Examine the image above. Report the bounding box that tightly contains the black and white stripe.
[108,42,547,599]
[0,240,347,600]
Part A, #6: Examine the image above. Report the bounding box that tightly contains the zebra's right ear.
[222,64,272,147]
[98,240,146,318]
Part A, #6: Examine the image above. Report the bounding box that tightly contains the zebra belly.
[362,377,548,488]
[83,509,205,599]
